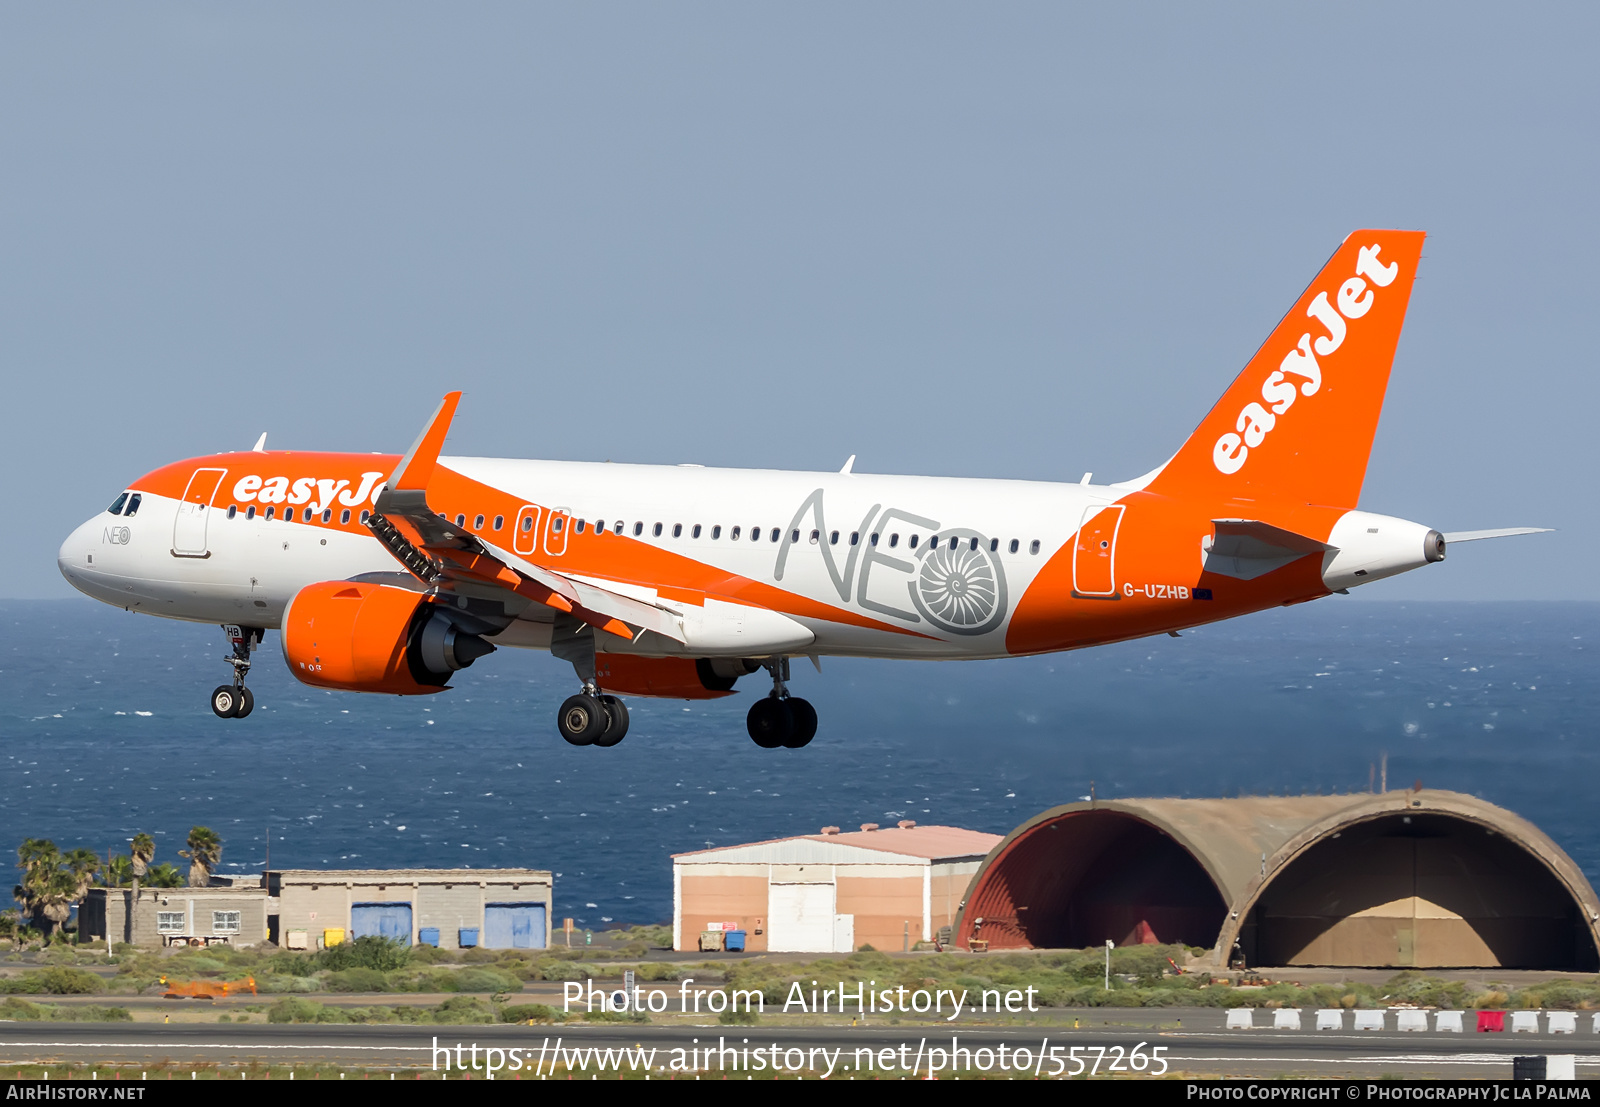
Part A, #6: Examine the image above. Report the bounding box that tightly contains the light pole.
[1104,939,1114,990]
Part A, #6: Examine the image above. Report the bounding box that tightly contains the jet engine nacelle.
[594,654,759,699]
[281,581,495,695]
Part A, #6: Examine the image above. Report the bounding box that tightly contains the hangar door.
[768,883,836,952]
[351,902,413,943]
[484,902,547,949]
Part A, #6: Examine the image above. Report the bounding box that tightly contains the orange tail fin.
[1145,230,1425,510]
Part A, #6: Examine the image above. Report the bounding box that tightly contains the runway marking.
[0,1043,426,1053]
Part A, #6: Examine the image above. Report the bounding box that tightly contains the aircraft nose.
[57,517,102,590]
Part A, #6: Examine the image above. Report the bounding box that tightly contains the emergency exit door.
[1072,504,1125,596]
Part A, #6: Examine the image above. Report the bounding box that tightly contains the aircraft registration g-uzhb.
[59,230,1545,748]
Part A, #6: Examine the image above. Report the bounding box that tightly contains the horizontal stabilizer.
[1442,527,1553,544]
[1204,518,1330,581]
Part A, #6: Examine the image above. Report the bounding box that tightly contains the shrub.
[30,967,104,995]
[259,976,321,994]
[500,1003,560,1023]
[321,936,410,973]
[718,1008,758,1025]
[451,968,522,994]
[267,997,323,1023]
[326,968,388,993]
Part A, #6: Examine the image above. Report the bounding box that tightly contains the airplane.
[58,229,1547,749]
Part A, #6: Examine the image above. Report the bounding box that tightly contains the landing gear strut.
[551,617,630,747]
[746,658,817,749]
[212,625,261,719]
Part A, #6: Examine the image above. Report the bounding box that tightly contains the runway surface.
[0,1009,1595,1079]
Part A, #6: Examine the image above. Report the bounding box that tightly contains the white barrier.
[1591,1012,1600,1034]
[1548,1012,1577,1035]
[1225,1008,1253,1029]
[1547,1055,1577,1080]
[1395,1009,1428,1032]
[1353,1010,1385,1031]
[1435,1011,1465,1033]
[1511,1011,1541,1034]
[1273,1009,1302,1030]
[1315,1009,1344,1031]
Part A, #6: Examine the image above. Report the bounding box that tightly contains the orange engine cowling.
[281,581,495,695]
[594,654,754,699]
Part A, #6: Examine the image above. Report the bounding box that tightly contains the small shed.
[673,823,1000,953]
[82,885,269,947]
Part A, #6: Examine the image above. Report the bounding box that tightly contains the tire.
[784,697,818,748]
[211,686,240,719]
[234,687,254,719]
[746,697,793,749]
[593,695,630,747]
[558,693,607,746]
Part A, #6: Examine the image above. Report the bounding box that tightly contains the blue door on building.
[483,902,546,949]
[350,902,413,943]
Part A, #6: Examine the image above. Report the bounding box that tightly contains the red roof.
[803,824,1001,859]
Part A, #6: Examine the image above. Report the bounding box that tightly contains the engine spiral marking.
[910,531,1008,635]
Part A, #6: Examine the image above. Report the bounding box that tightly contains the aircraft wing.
[366,392,687,644]
[1442,527,1553,543]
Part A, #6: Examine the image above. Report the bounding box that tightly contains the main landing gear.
[746,658,817,749]
[557,688,630,747]
[211,625,262,719]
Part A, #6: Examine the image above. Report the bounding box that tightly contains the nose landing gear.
[746,658,817,749]
[211,625,261,719]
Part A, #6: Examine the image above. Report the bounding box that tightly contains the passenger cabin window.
[493,515,504,531]
[1030,539,1041,554]
[265,507,276,520]
[711,525,721,539]
[691,524,701,538]
[108,492,129,516]
[125,494,141,517]
[810,529,820,543]
[322,509,332,523]
[613,520,623,535]
[247,506,257,520]
[454,514,465,527]
[889,533,899,547]
[829,530,839,545]
[575,519,587,534]
[989,538,998,552]
[870,533,879,546]
[342,509,352,524]
[850,532,860,546]
[595,519,606,533]
[521,516,534,533]
[653,522,663,537]
[226,505,237,519]
[672,523,682,538]
[1009,538,1019,553]
[552,517,564,533]
[633,522,644,536]
[909,535,919,548]
[769,528,779,542]
[730,526,741,540]
[284,508,295,522]
[751,527,761,543]
[360,510,370,524]
[474,514,485,530]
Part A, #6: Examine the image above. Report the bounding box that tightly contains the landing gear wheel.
[211,686,241,719]
[593,695,630,747]
[558,693,607,746]
[747,697,794,749]
[234,687,254,719]
[783,697,817,748]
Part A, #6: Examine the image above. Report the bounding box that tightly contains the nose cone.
[58,516,106,596]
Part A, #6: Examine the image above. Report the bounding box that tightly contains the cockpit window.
[108,493,129,516]
[125,494,141,517]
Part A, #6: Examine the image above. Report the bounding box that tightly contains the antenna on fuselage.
[840,455,856,474]
[251,433,268,453]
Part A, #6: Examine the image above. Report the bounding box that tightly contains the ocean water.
[1,598,1595,929]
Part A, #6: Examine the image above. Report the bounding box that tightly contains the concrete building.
[81,867,553,951]
[82,884,269,948]
[673,822,1001,953]
[268,869,552,951]
[957,789,1600,971]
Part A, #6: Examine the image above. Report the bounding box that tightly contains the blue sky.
[4,4,1593,599]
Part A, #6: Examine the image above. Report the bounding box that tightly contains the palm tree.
[144,863,184,889]
[127,832,155,943]
[179,827,222,887]
[14,840,100,938]
[102,855,133,888]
